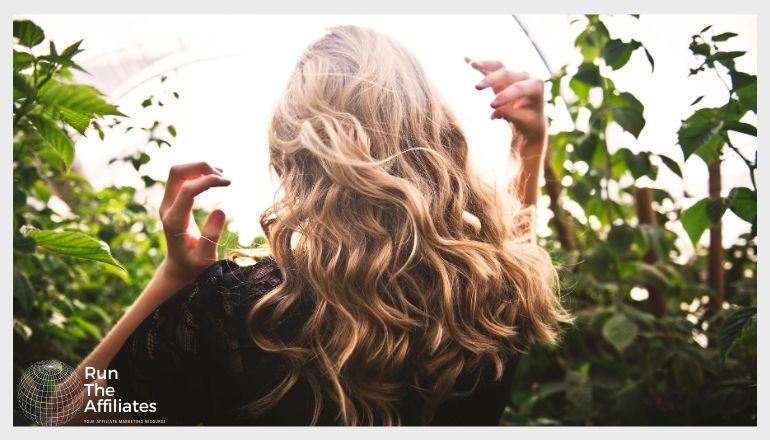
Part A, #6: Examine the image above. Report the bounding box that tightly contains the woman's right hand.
[465,57,547,156]
[158,161,231,284]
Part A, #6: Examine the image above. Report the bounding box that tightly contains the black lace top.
[107,257,519,426]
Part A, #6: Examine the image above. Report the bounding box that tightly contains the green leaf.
[677,107,724,162]
[167,125,177,137]
[61,39,85,58]
[27,114,75,170]
[575,29,600,62]
[680,198,710,246]
[658,154,682,178]
[718,306,756,358]
[13,73,36,100]
[723,120,756,136]
[711,51,745,64]
[643,46,655,72]
[13,50,35,72]
[573,63,602,87]
[706,197,728,224]
[608,92,645,138]
[607,224,635,256]
[70,316,103,340]
[48,106,92,135]
[20,226,126,272]
[602,314,639,353]
[619,148,652,180]
[574,133,598,163]
[40,83,126,117]
[727,187,756,223]
[13,235,37,253]
[730,71,756,113]
[602,39,641,70]
[690,95,704,106]
[689,40,711,57]
[635,224,670,258]
[712,32,738,42]
[13,20,45,48]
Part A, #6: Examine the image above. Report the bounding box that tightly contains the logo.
[17,360,84,426]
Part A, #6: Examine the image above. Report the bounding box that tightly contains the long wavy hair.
[241,24,571,425]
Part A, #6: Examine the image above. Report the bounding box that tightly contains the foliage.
[500,15,756,426]
[11,20,256,425]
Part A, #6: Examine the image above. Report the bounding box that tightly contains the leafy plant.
[502,15,756,426]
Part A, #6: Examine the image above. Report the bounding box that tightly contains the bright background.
[24,15,758,252]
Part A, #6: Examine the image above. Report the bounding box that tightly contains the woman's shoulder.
[183,253,283,315]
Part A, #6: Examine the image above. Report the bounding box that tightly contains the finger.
[197,209,226,260]
[491,78,544,109]
[476,68,531,91]
[465,57,505,75]
[160,162,223,217]
[162,174,231,233]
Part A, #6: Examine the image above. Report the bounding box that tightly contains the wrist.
[157,258,197,288]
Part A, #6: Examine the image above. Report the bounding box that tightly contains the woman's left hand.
[158,162,231,284]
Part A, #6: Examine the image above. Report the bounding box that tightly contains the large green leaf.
[48,106,92,135]
[607,92,645,138]
[20,226,126,272]
[677,107,724,163]
[730,70,757,113]
[13,20,45,48]
[727,187,756,223]
[602,39,641,70]
[39,83,126,117]
[27,114,75,170]
[680,198,711,246]
[602,314,638,353]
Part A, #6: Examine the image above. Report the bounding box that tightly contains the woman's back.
[107,257,520,425]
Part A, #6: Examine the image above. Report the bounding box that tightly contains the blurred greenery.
[12,16,756,426]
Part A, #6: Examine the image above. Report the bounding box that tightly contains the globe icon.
[17,360,84,426]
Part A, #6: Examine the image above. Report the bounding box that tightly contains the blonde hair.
[240,24,571,425]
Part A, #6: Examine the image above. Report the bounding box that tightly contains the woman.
[74,25,570,426]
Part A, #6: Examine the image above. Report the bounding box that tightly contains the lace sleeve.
[105,258,282,425]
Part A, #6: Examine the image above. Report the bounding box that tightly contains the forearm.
[77,259,191,374]
[510,131,547,207]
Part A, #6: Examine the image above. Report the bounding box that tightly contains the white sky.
[24,15,757,252]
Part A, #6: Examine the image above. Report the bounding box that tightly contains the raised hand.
[158,161,231,283]
[465,56,547,155]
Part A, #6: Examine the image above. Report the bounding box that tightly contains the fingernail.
[490,99,501,108]
[475,81,486,90]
